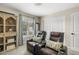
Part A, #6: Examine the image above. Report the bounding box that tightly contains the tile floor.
[1,44,79,55]
[0,44,32,55]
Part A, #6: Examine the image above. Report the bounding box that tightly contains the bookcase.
[0,12,17,52]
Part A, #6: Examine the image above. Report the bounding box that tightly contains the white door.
[72,12,79,48]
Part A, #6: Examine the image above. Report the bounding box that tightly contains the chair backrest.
[36,31,47,42]
[36,31,42,37]
[50,32,64,42]
[41,31,47,41]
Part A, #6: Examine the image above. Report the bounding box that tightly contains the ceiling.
[1,3,79,16]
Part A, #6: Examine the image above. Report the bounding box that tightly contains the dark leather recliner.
[39,32,67,55]
[27,31,47,54]
[39,44,67,55]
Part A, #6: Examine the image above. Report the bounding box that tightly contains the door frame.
[71,12,79,48]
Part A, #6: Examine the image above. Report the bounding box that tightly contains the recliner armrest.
[58,46,67,55]
[61,46,67,51]
[27,39,33,42]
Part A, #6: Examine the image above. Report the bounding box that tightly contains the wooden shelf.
[5,41,16,45]
[5,25,16,26]
[0,44,3,46]
[5,32,16,33]
[0,12,17,53]
[0,50,4,52]
[5,32,16,37]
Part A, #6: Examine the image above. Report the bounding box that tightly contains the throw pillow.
[52,42,63,51]
[33,36,42,43]
[46,39,52,48]
[46,39,63,51]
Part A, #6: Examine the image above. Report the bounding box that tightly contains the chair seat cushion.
[28,42,38,46]
[40,48,58,55]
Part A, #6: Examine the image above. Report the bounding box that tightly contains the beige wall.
[41,6,79,47]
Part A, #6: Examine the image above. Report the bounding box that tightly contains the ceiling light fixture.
[35,3,42,6]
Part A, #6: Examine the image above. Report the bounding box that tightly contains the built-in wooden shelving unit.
[0,12,17,52]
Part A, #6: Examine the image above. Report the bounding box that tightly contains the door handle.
[71,33,74,35]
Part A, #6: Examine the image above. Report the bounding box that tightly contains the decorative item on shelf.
[9,28,13,32]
